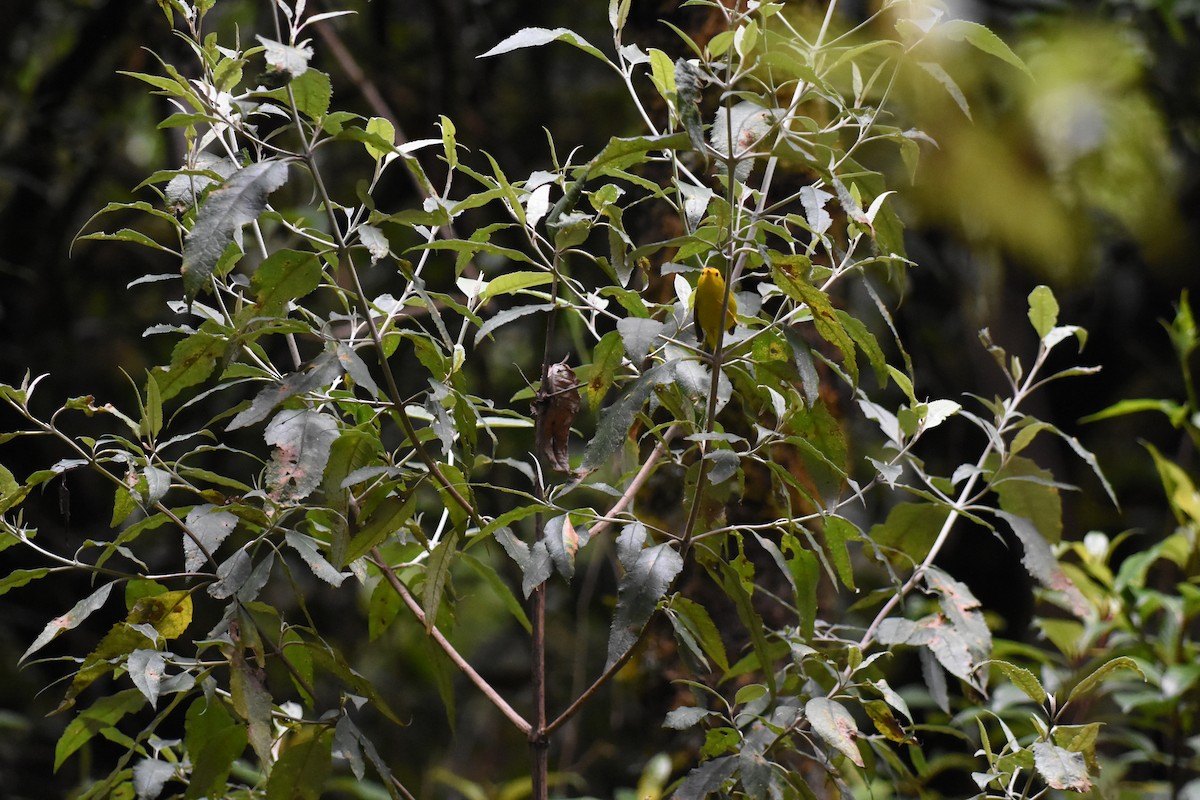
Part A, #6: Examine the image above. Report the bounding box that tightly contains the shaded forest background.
[0,0,1198,795]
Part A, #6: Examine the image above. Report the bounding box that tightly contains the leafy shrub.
[0,1,1150,798]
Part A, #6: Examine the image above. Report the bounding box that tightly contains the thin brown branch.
[370,548,532,735]
[544,625,650,738]
[587,424,680,540]
[389,774,418,800]
[530,572,549,800]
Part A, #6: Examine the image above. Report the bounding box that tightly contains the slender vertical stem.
[530,570,549,800]
[528,256,564,800]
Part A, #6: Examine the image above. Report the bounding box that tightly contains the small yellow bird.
[693,266,737,352]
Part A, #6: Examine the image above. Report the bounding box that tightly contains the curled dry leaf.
[534,359,581,473]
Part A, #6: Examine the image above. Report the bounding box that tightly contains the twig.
[544,628,650,738]
[369,547,531,735]
[586,425,680,540]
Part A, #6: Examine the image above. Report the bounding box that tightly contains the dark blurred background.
[1,0,1197,796]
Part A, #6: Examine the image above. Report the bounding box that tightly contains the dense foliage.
[1,1,1197,799]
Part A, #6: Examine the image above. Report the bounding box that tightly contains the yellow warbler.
[693,266,737,352]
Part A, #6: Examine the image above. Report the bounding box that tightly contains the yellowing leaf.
[137,590,193,639]
[55,590,192,713]
[364,117,395,161]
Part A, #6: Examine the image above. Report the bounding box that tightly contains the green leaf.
[76,228,179,254]
[343,494,415,567]
[433,462,473,532]
[1066,656,1145,706]
[994,455,1062,544]
[460,551,531,634]
[587,132,691,176]
[111,483,139,528]
[266,725,334,800]
[668,595,728,673]
[438,114,458,169]
[835,310,888,387]
[181,159,290,304]
[149,324,228,402]
[0,461,17,499]
[647,48,676,101]
[1080,397,1187,427]
[552,212,592,250]
[413,238,534,265]
[228,350,342,431]
[478,27,613,67]
[337,125,401,162]
[939,19,1033,79]
[22,581,115,663]
[1054,723,1102,773]
[868,502,950,564]
[770,260,859,385]
[582,360,677,471]
[708,552,777,696]
[143,371,163,440]
[584,330,624,413]
[984,659,1047,705]
[822,515,859,591]
[0,567,51,597]
[230,644,274,768]
[423,529,460,632]
[1145,442,1200,526]
[863,700,910,744]
[781,535,819,640]
[304,643,403,726]
[607,523,683,666]
[264,408,339,502]
[251,248,323,316]
[55,689,146,771]
[213,56,244,92]
[479,270,554,300]
[368,576,404,640]
[1027,285,1059,341]
[289,69,333,119]
[184,697,247,799]
[118,69,195,100]
[363,116,395,160]
[256,69,332,120]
